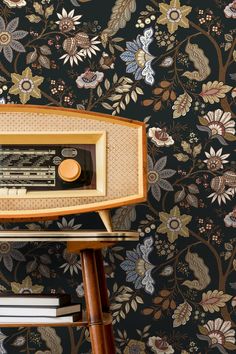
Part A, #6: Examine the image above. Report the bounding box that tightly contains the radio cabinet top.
[0,105,147,219]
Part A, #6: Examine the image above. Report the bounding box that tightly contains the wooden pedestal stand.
[0,226,138,354]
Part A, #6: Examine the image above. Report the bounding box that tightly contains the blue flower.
[120,236,155,294]
[120,27,155,85]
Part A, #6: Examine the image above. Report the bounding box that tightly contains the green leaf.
[174,153,189,162]
[26,14,42,23]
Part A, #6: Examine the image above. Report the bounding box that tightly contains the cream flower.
[208,188,234,205]
[204,147,229,171]
[56,8,82,33]
[224,209,236,228]
[148,127,174,147]
[3,0,26,7]
[198,318,236,352]
[124,339,146,354]
[224,0,236,19]
[157,0,192,34]
[9,67,44,104]
[76,70,104,89]
[148,336,174,354]
[157,206,192,243]
[198,109,236,143]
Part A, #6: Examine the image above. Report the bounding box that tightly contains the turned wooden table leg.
[80,249,107,354]
[95,250,116,354]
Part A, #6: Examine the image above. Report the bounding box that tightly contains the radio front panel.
[0,133,105,198]
[0,144,95,191]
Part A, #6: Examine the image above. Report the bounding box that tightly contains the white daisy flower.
[77,35,101,58]
[56,8,82,33]
[208,188,234,205]
[204,147,230,171]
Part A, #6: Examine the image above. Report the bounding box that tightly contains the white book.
[0,294,70,307]
[0,314,81,324]
[0,304,81,317]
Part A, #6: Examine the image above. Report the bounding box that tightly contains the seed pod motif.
[75,32,90,49]
[224,171,236,187]
[210,176,226,193]
[62,37,77,55]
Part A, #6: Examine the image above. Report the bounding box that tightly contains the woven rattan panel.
[0,111,139,211]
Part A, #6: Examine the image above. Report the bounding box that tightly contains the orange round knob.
[58,159,81,182]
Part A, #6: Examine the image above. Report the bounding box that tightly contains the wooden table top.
[0,230,139,242]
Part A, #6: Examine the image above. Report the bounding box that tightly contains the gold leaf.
[193,143,202,157]
[224,342,236,351]
[102,0,136,37]
[26,14,42,23]
[233,50,236,62]
[181,141,192,154]
[198,325,208,335]
[172,92,192,118]
[45,5,54,19]
[224,133,236,141]
[172,302,192,327]
[200,290,232,313]
[174,153,189,162]
[233,259,236,270]
[200,81,232,103]
[198,116,208,126]
[182,252,210,290]
[182,42,210,81]
[33,2,44,15]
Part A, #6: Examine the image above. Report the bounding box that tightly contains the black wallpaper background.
[0,0,235,353]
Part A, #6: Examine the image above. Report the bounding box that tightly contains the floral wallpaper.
[0,0,236,353]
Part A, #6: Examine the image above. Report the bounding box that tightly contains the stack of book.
[0,294,81,324]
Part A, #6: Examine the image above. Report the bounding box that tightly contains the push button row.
[0,188,27,196]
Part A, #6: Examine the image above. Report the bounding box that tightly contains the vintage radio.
[0,105,147,220]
